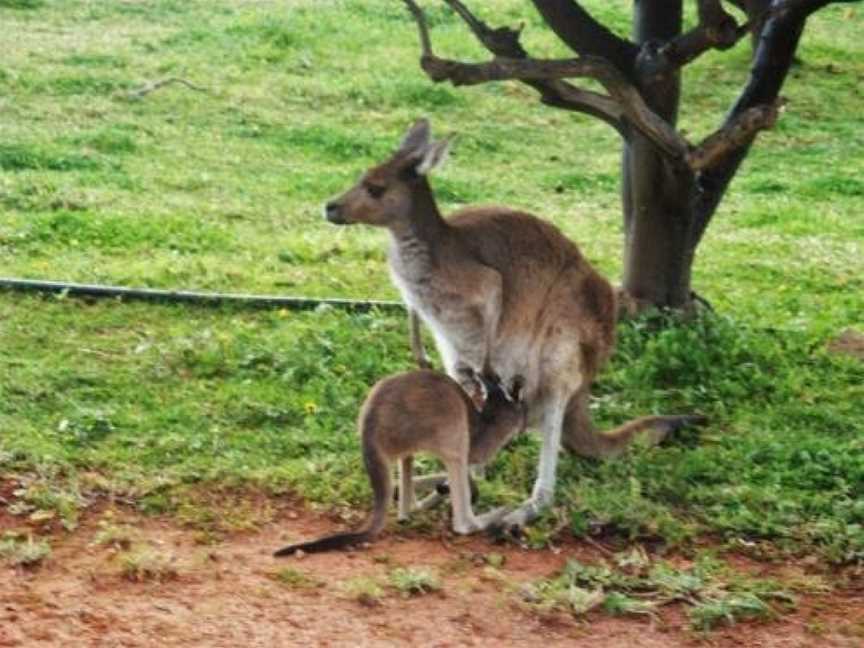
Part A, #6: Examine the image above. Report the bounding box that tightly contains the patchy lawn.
[1,0,862,640]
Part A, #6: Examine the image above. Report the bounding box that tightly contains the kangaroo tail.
[562,389,707,459]
[273,530,374,556]
[274,440,391,557]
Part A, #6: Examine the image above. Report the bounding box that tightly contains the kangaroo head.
[324,119,451,227]
[479,372,527,432]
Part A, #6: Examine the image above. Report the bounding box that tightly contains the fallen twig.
[122,77,209,101]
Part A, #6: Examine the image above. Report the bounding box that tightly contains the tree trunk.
[405,0,836,312]
[620,0,696,310]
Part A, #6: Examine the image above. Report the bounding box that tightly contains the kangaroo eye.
[365,183,387,199]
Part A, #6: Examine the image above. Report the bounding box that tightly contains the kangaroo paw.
[494,496,547,532]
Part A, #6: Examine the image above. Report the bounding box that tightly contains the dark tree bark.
[621,0,692,309]
[401,0,858,311]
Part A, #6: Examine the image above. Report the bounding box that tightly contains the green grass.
[0,536,52,567]
[269,566,322,590]
[519,553,796,629]
[388,566,442,597]
[0,0,862,589]
[116,544,179,582]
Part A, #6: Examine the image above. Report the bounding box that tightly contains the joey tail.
[274,442,391,556]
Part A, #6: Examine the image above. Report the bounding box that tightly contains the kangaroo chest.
[388,242,466,320]
[388,238,486,369]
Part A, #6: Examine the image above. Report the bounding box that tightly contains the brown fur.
[322,119,706,529]
[274,369,525,556]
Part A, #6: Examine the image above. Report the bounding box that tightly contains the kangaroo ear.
[415,137,452,176]
[399,118,431,155]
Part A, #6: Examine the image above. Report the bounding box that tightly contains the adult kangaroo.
[324,119,705,530]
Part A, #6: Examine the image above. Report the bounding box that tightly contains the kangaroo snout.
[324,201,346,224]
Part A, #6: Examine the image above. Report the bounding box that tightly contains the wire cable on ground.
[0,278,405,313]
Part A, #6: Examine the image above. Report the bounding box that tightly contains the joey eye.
[365,183,387,199]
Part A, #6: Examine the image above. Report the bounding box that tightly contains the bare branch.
[440,0,624,129]
[686,99,784,171]
[421,54,690,161]
[689,0,849,246]
[121,78,208,101]
[443,0,527,58]
[772,0,855,15]
[402,0,687,161]
[401,0,433,57]
[647,0,854,78]
[698,0,730,24]
[636,1,750,80]
[529,0,640,77]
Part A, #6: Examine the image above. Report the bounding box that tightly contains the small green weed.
[269,567,321,590]
[170,489,275,536]
[6,474,85,531]
[688,593,773,631]
[0,143,101,172]
[519,553,795,630]
[117,545,179,582]
[0,536,51,567]
[92,515,138,550]
[73,128,138,155]
[388,567,441,597]
[340,576,386,606]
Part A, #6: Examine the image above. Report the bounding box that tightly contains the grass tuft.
[269,567,321,590]
[0,144,101,172]
[117,545,179,582]
[520,554,794,630]
[389,567,442,597]
[0,536,51,567]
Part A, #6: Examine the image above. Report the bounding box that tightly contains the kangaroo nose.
[324,202,344,224]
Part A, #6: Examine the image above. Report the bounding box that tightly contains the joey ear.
[398,118,431,155]
[415,137,452,176]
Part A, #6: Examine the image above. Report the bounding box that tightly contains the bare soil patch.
[1,496,863,648]
[828,329,864,361]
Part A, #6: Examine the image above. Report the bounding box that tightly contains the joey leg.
[443,461,507,533]
[394,472,448,503]
[412,473,448,492]
[411,473,448,512]
[445,459,480,535]
[398,455,415,522]
[414,490,445,512]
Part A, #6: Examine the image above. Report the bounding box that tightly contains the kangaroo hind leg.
[498,392,569,532]
[444,457,507,534]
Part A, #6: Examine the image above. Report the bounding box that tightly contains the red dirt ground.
[1,492,863,648]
